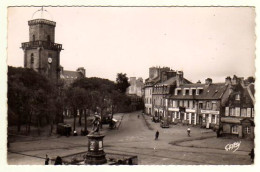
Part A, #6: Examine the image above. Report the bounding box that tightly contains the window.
[247,108,251,117]
[30,53,34,64]
[185,89,189,95]
[241,108,247,117]
[231,108,236,116]
[206,101,211,110]
[235,94,240,101]
[172,100,176,107]
[32,35,35,42]
[179,100,183,107]
[225,107,229,116]
[212,115,216,124]
[199,103,203,109]
[186,113,189,120]
[47,35,51,42]
[231,125,238,134]
[212,102,217,110]
[245,126,251,134]
[184,100,188,108]
[189,100,193,109]
[235,107,240,117]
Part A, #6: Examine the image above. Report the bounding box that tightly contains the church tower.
[21,8,63,82]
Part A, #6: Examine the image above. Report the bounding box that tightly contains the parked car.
[160,121,169,128]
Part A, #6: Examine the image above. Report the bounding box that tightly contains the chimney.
[176,71,184,87]
[205,78,212,86]
[225,76,231,85]
[232,75,238,85]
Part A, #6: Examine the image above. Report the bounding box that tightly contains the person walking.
[155,130,159,140]
[45,154,49,165]
[187,127,191,137]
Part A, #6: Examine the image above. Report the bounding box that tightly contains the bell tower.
[21,8,62,82]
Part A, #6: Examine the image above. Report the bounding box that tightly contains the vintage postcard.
[1,1,259,172]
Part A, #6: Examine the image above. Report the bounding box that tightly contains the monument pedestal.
[85,132,107,165]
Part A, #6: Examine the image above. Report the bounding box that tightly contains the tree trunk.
[73,109,76,132]
[37,115,41,136]
[17,112,21,132]
[78,109,82,126]
[84,109,87,132]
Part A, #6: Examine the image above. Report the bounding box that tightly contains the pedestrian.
[187,127,191,137]
[138,114,140,118]
[155,130,159,140]
[54,156,62,165]
[249,148,254,163]
[45,154,49,165]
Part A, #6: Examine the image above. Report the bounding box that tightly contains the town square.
[5,6,256,166]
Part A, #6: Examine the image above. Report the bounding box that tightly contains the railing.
[21,41,62,51]
[28,19,56,26]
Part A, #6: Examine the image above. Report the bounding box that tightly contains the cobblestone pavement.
[7,111,254,165]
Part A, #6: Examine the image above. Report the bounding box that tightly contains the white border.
[1,0,259,172]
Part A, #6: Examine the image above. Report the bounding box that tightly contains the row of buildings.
[143,67,255,139]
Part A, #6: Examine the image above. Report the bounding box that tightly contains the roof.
[61,70,81,79]
[157,77,177,86]
[247,83,255,104]
[169,83,228,100]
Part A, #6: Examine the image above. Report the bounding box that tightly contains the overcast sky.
[7,7,255,83]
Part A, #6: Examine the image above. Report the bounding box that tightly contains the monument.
[85,116,107,165]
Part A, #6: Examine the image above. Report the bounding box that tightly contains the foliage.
[116,73,130,93]
[8,66,58,133]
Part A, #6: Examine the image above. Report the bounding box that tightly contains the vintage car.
[160,120,169,128]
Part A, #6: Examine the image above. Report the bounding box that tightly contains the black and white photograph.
[2,3,258,169]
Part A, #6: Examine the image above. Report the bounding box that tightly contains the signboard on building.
[201,110,219,115]
[168,107,179,111]
[186,109,196,113]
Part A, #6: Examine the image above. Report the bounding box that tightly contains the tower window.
[47,35,51,42]
[30,53,34,64]
[33,35,35,42]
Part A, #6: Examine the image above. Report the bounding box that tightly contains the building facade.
[143,67,171,116]
[127,77,144,97]
[152,70,192,122]
[166,78,230,130]
[221,76,255,139]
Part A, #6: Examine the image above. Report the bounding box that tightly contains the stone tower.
[21,11,62,82]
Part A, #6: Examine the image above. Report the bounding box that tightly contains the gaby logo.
[225,141,241,152]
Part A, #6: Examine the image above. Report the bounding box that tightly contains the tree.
[116,73,130,93]
[8,66,57,134]
[246,76,255,84]
[65,87,87,132]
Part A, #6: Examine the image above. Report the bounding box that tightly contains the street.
[8,111,253,165]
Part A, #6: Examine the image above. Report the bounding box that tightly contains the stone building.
[60,66,86,87]
[152,70,192,122]
[166,78,231,129]
[143,67,171,116]
[127,77,144,97]
[21,15,63,83]
[221,76,255,139]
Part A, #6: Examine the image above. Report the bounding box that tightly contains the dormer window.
[235,94,240,101]
[196,88,203,95]
[183,88,189,96]
[175,88,181,95]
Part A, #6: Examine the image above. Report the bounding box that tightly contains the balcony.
[21,41,63,51]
